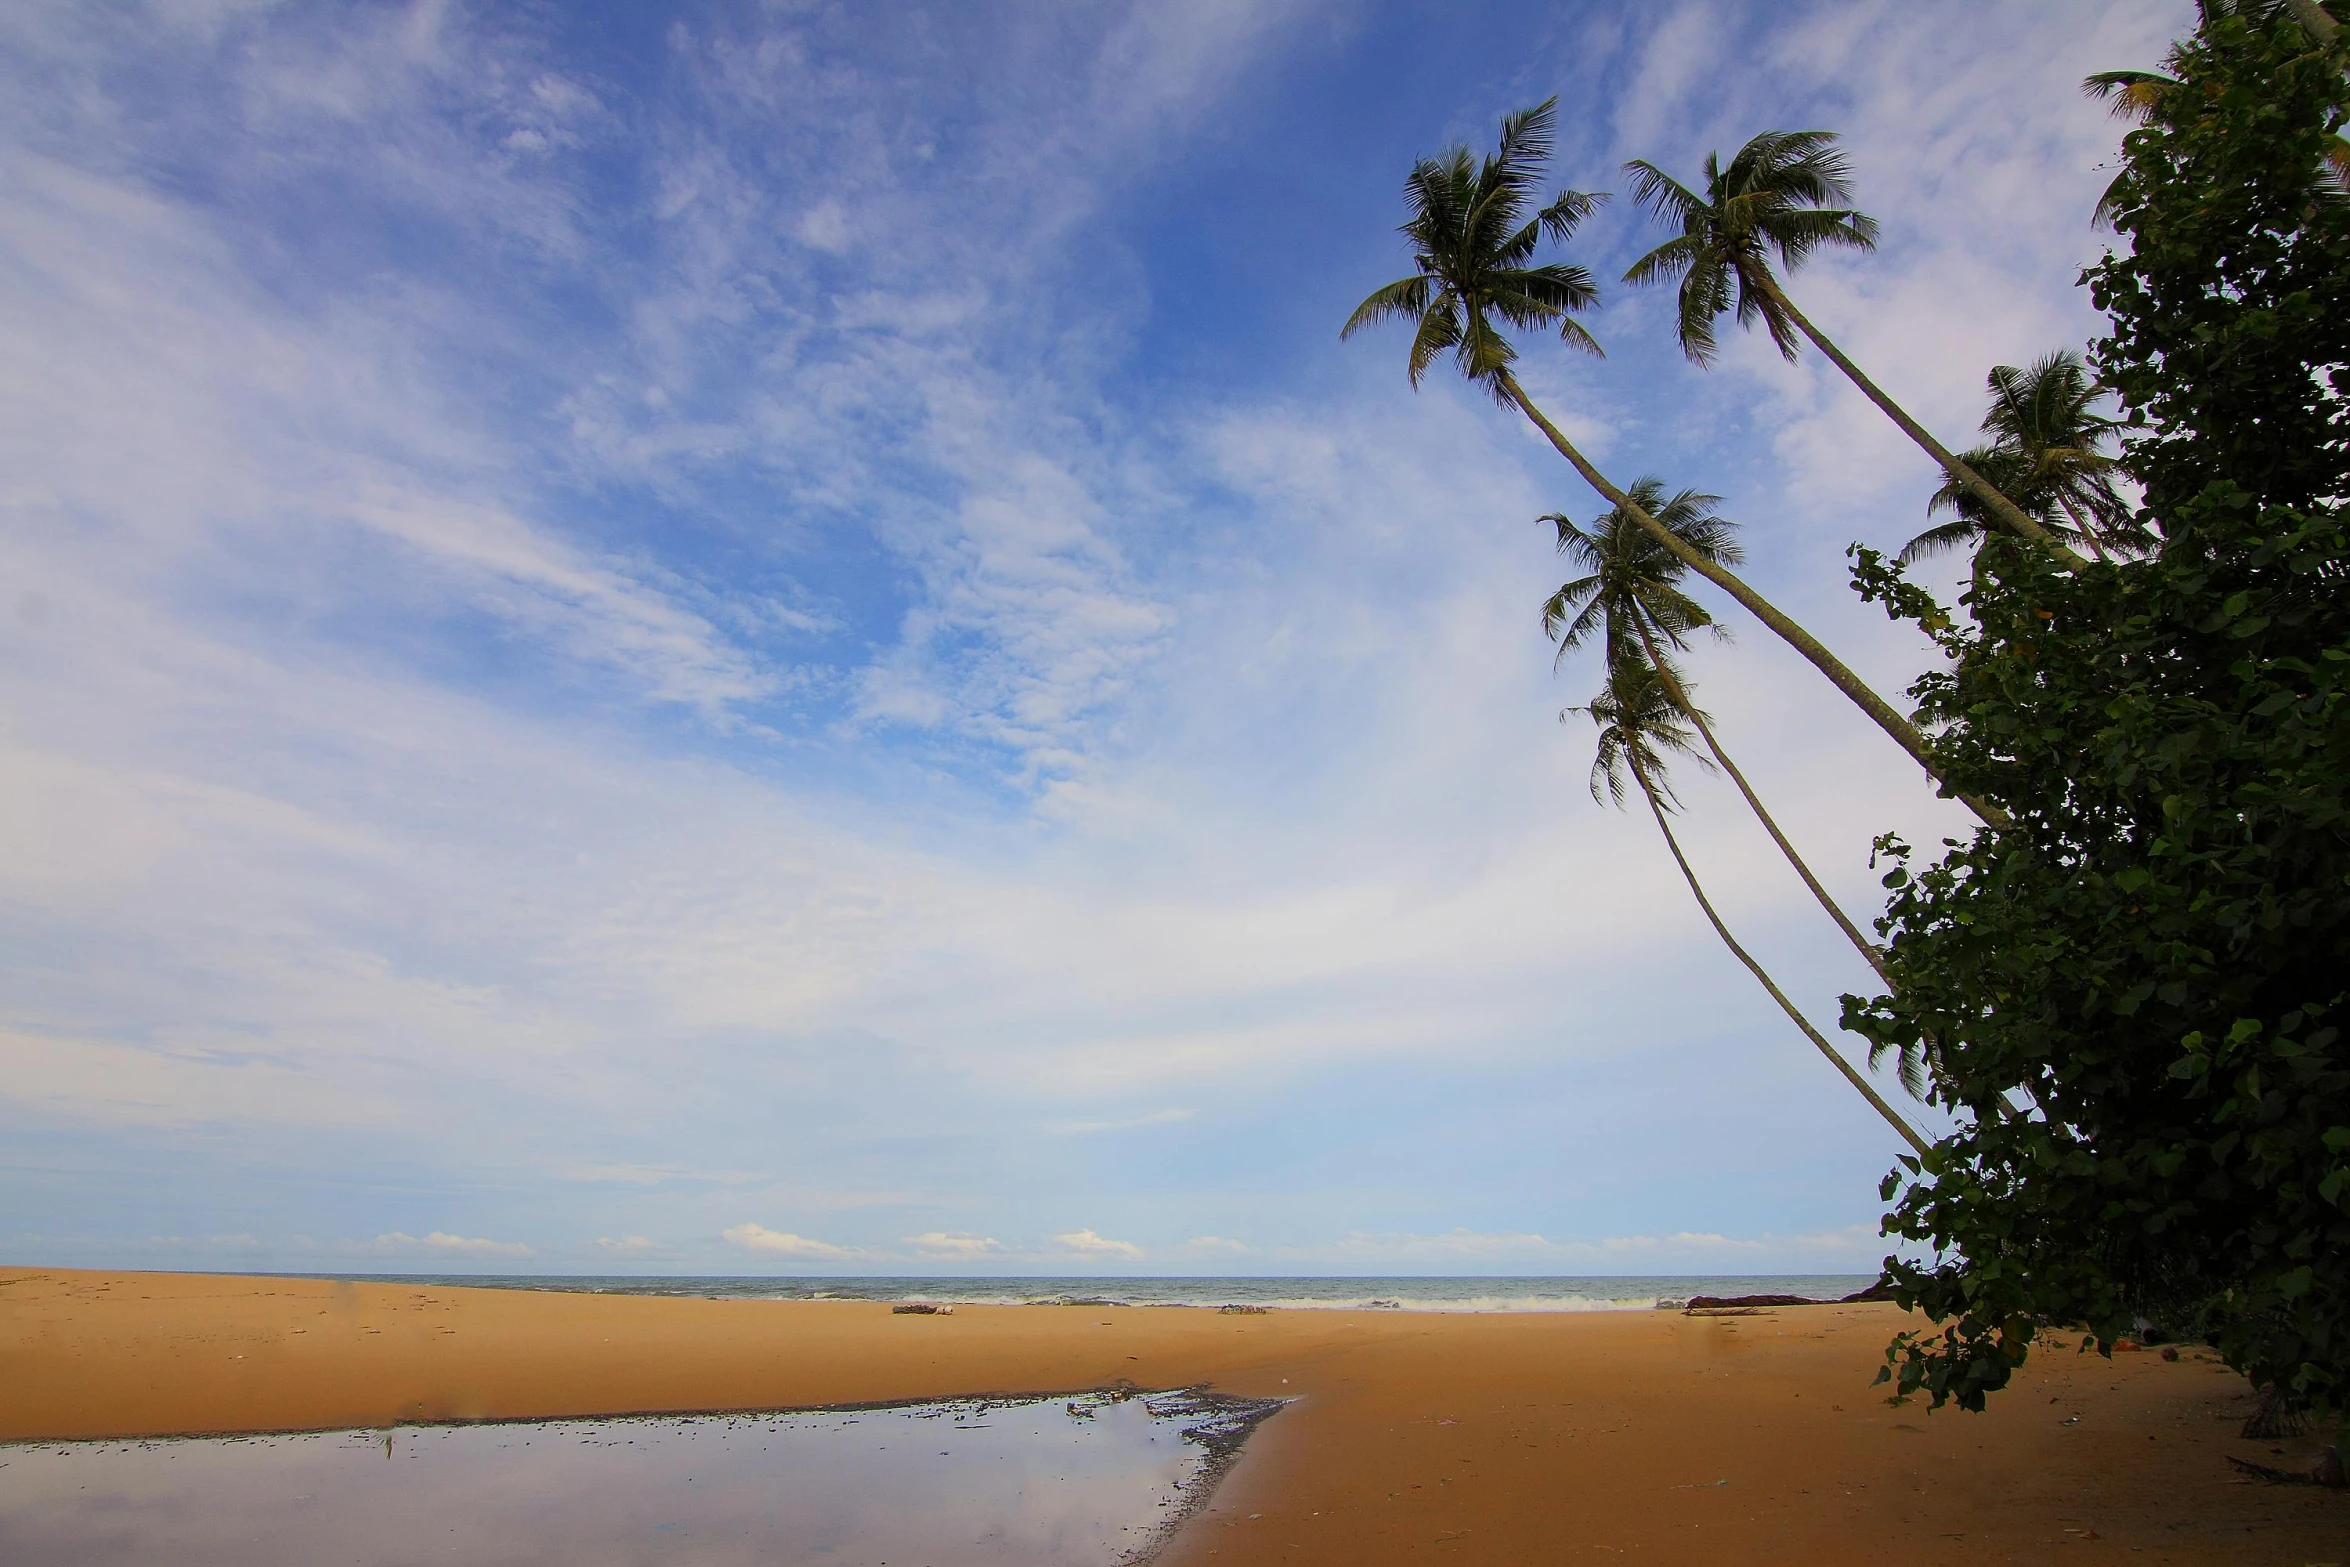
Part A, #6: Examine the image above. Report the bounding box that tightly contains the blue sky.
[0,0,2183,1276]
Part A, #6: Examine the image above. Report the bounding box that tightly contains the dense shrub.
[1841,6,2350,1422]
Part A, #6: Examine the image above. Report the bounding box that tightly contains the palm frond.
[1540,572,1608,662]
[1867,1036,1933,1100]
[1622,232,1700,288]
[1763,206,1879,268]
[1668,253,1731,365]
[1536,188,1609,244]
[1732,264,1804,362]
[1493,97,1558,174]
[1457,310,1519,393]
[1555,316,1606,357]
[2082,69,2178,122]
[1622,158,1707,228]
[1896,516,1986,566]
[1340,275,1432,340]
[1739,129,1860,209]
[1404,294,1462,386]
[1489,262,1603,319]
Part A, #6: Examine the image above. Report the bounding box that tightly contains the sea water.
[0,1389,1279,1567]
[311,1273,1879,1312]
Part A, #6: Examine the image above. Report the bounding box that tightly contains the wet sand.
[3,1267,2342,1563]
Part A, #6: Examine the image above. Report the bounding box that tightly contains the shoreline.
[5,1266,2343,1562]
[67,1268,1882,1315]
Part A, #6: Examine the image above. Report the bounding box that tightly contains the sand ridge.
[2,1267,2342,1563]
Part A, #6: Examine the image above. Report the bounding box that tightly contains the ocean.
[302,1274,1881,1311]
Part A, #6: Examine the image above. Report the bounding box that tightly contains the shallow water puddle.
[0,1389,1279,1566]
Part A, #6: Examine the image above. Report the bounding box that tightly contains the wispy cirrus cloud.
[0,0,2164,1278]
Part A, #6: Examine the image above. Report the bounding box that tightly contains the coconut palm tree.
[1576,655,1931,1155]
[1342,100,1996,821]
[1620,132,2090,572]
[1899,351,2145,566]
[1546,479,1897,995]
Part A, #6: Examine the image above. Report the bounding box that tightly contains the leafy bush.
[1840,6,2350,1421]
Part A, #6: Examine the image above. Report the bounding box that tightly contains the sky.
[0,0,2187,1278]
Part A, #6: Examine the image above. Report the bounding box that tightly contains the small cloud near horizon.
[721,1223,858,1258]
[1054,1228,1145,1260]
[905,1231,1004,1258]
[371,1230,533,1258]
[593,1235,659,1253]
[1047,1109,1194,1135]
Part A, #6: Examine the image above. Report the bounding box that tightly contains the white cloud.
[1047,1108,1193,1135]
[1054,1228,1145,1260]
[793,199,851,254]
[371,1230,534,1259]
[722,1223,857,1258]
[1183,1235,1249,1253]
[593,1235,658,1253]
[905,1231,1005,1259]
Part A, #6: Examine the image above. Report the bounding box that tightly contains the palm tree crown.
[1345,102,2001,820]
[1542,479,1741,665]
[1341,97,1607,400]
[1548,479,1906,1004]
[1621,130,1879,365]
[1572,652,1933,1154]
[1577,655,1710,810]
[1900,351,2144,565]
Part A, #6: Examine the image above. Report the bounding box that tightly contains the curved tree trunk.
[1630,758,1932,1155]
[1495,369,2010,829]
[1751,278,2092,573]
[2053,491,2113,564]
[2286,0,2339,49]
[1627,613,1895,992]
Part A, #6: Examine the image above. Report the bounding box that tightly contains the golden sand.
[2,1267,2341,1562]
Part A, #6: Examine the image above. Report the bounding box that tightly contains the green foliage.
[1340,97,1606,397]
[1621,130,1877,365]
[1541,478,1740,662]
[1899,352,2142,566]
[1842,7,2350,1417]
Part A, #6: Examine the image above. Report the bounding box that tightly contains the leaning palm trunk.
[1496,368,2008,828]
[2054,492,2114,563]
[1626,614,1895,992]
[2286,0,2340,50]
[1629,757,1932,1155]
[1748,278,2092,572]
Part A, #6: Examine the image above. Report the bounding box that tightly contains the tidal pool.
[0,1388,1280,1566]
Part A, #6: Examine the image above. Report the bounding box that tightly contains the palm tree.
[1898,351,2145,566]
[1621,132,2090,572]
[1576,655,1931,1155]
[1546,479,1896,994]
[1342,100,1998,822]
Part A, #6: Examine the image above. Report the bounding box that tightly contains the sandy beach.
[3,1267,2342,1563]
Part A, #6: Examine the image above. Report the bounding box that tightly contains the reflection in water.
[0,1389,1280,1566]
